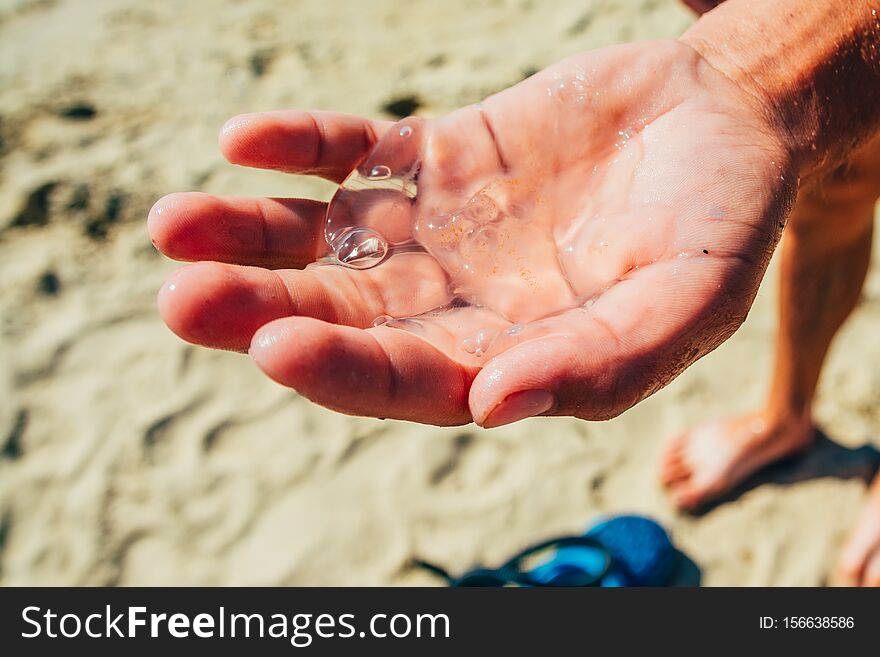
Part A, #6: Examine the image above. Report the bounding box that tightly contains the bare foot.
[836,479,880,586]
[659,411,814,510]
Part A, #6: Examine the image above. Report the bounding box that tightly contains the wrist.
[680,29,805,175]
[681,0,880,176]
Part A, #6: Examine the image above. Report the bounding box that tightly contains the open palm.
[150,40,795,427]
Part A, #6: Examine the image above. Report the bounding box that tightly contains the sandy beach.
[1,0,879,586]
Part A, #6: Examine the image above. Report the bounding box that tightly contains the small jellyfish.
[372,314,393,327]
[462,328,497,357]
[414,190,502,256]
[418,214,466,250]
[324,117,425,269]
[384,316,430,334]
[329,226,388,269]
[458,224,501,264]
[462,192,498,224]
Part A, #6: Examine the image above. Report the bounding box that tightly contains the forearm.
[681,0,880,174]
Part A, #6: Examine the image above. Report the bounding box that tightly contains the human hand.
[149,40,796,427]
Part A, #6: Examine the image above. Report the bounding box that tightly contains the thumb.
[469,260,749,427]
[468,326,631,428]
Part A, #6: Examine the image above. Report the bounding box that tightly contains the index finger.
[249,316,476,426]
[220,111,393,182]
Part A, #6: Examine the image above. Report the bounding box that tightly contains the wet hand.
[149,40,796,426]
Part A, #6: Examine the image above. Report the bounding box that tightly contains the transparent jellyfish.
[324,117,425,269]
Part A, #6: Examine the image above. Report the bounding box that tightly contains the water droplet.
[372,314,393,327]
[547,67,588,104]
[613,128,635,151]
[399,125,413,138]
[368,165,391,180]
[330,226,388,269]
[506,324,524,336]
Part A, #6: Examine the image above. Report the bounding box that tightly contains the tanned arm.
[682,0,880,174]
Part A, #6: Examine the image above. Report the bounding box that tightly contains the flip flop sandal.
[414,515,700,587]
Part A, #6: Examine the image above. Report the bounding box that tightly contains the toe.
[835,556,863,587]
[671,482,706,511]
[659,434,692,486]
[835,504,880,586]
[861,551,880,587]
[660,433,686,461]
[660,457,692,486]
[659,433,688,472]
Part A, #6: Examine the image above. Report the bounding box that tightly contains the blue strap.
[413,535,613,587]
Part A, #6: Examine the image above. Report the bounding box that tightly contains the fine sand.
[1,0,879,586]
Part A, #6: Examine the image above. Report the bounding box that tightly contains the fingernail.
[481,390,555,429]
